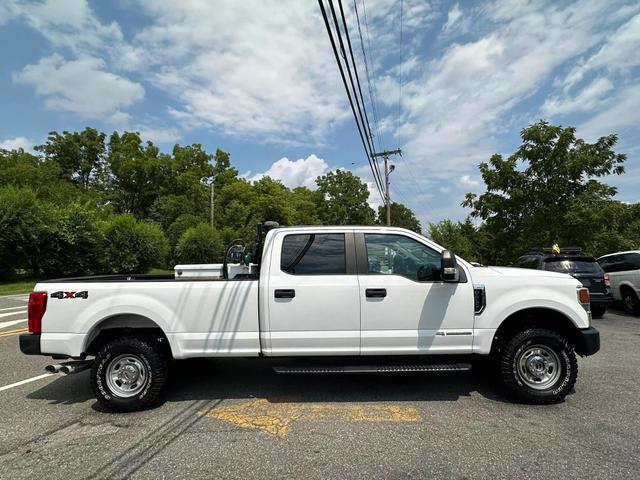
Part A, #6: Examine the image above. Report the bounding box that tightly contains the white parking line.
[0,306,27,312]
[0,318,27,329]
[0,374,55,393]
[0,310,27,319]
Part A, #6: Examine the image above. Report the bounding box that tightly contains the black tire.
[591,304,607,318]
[91,336,168,412]
[499,328,577,404]
[621,289,640,315]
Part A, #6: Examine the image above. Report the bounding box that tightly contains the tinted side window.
[629,253,640,270]
[599,255,620,273]
[618,253,640,272]
[281,233,346,275]
[364,234,441,281]
[514,255,539,269]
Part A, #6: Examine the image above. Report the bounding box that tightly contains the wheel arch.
[491,307,587,356]
[83,313,173,358]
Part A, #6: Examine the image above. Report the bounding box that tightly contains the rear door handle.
[274,289,296,299]
[366,288,387,298]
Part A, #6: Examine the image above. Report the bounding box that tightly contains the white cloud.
[561,13,640,92]
[442,3,463,34]
[130,1,349,144]
[247,154,329,189]
[458,175,479,187]
[579,85,640,140]
[16,0,123,54]
[542,77,614,116]
[14,54,144,123]
[129,125,181,145]
[394,0,628,181]
[0,136,33,151]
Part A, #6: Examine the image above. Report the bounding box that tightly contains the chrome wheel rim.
[106,354,148,398]
[516,345,561,390]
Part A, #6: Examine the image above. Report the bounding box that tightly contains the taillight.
[28,292,47,334]
[604,274,610,286]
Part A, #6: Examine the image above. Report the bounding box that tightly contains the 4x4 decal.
[50,291,88,299]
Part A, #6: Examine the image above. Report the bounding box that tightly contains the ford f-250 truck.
[20,224,600,411]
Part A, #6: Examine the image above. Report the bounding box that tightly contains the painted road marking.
[0,319,27,330]
[198,398,419,436]
[0,373,55,393]
[0,306,27,312]
[0,327,28,338]
[0,310,27,319]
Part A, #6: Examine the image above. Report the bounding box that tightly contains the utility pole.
[210,181,215,228]
[371,149,402,226]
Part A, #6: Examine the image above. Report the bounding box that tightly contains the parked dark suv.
[514,248,612,317]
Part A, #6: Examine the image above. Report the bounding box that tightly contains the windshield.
[543,259,602,274]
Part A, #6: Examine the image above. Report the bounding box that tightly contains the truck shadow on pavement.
[27,357,514,409]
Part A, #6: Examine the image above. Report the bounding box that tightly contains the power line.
[353,0,383,151]
[330,0,384,190]
[317,0,384,198]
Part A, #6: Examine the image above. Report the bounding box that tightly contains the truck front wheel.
[91,336,168,412]
[499,328,577,404]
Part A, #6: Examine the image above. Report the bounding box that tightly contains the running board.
[273,363,472,374]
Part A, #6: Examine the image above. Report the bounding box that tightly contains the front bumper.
[19,333,41,355]
[575,327,600,356]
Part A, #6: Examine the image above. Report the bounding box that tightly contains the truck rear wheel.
[91,336,168,412]
[499,328,577,404]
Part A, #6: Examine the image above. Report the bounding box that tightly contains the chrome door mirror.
[441,250,459,282]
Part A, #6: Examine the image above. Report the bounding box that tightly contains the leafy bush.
[176,223,224,264]
[0,187,47,279]
[38,203,103,277]
[100,215,168,273]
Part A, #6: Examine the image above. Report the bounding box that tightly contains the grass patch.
[148,268,173,275]
[0,278,36,296]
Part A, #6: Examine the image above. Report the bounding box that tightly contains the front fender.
[475,284,589,331]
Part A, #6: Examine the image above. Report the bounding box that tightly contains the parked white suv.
[597,251,640,315]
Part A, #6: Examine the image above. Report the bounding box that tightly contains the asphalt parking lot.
[0,294,639,480]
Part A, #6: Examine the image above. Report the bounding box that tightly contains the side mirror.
[441,250,459,282]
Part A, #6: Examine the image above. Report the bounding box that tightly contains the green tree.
[35,128,106,190]
[100,214,168,273]
[378,202,421,232]
[107,132,170,218]
[0,148,80,204]
[462,120,626,263]
[429,219,492,264]
[315,169,375,225]
[176,223,224,264]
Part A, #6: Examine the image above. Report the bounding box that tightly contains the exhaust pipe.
[45,364,64,373]
[59,360,93,375]
[45,360,93,375]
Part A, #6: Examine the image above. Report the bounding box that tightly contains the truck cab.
[20,224,600,411]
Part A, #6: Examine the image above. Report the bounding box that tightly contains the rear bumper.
[575,327,600,356]
[19,333,41,355]
[590,291,613,306]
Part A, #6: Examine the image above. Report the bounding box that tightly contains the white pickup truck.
[21,224,600,411]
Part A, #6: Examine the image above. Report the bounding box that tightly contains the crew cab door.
[356,232,474,354]
[264,229,360,355]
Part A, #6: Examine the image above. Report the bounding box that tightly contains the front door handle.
[366,288,387,298]
[274,289,296,299]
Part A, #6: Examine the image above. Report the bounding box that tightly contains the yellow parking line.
[198,398,420,436]
[0,327,28,338]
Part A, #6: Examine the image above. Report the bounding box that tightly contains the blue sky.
[1,0,639,229]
